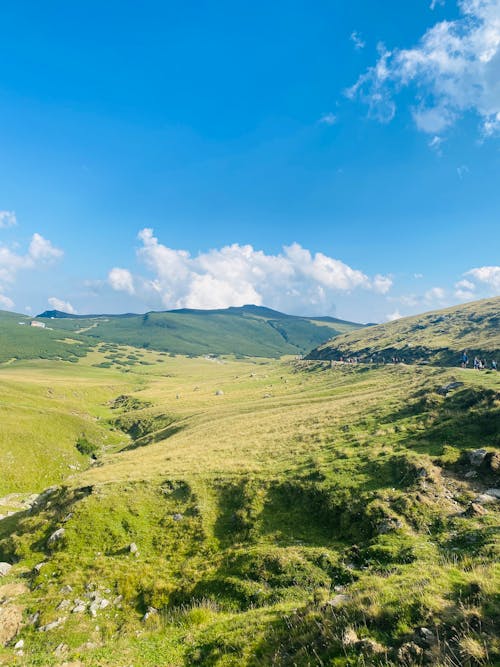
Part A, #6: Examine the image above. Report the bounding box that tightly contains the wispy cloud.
[348,0,500,136]
[0,211,17,228]
[318,112,337,125]
[350,31,365,50]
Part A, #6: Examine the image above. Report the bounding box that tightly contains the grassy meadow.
[0,336,499,666]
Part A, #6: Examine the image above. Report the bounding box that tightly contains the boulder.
[215,390,224,396]
[436,381,464,395]
[0,604,23,646]
[474,493,498,504]
[142,606,158,622]
[327,594,350,607]
[462,503,487,518]
[129,542,138,554]
[468,449,488,467]
[482,451,500,473]
[485,488,500,499]
[173,513,183,522]
[0,562,12,577]
[47,528,65,548]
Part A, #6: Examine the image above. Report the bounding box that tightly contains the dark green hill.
[307,296,500,365]
[0,311,90,363]
[28,305,363,359]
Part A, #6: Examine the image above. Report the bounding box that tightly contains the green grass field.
[0,329,498,666]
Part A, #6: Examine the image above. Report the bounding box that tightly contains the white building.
[30,320,46,328]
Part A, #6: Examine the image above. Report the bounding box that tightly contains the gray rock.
[72,600,87,614]
[474,493,498,504]
[215,389,224,396]
[416,627,436,647]
[464,470,478,479]
[142,606,158,622]
[38,616,66,632]
[468,449,488,467]
[436,381,464,395]
[129,542,138,554]
[0,563,12,577]
[327,594,350,607]
[173,513,183,521]
[14,639,24,649]
[60,585,73,594]
[377,518,403,534]
[57,599,71,611]
[485,488,500,499]
[47,528,65,547]
[34,562,47,573]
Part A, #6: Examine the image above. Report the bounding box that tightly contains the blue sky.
[0,0,499,322]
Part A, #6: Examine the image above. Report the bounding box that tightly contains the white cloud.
[457,164,470,179]
[430,0,446,8]
[48,297,76,314]
[387,309,403,321]
[0,293,14,309]
[414,273,424,279]
[454,278,476,298]
[108,267,135,295]
[319,112,337,125]
[29,233,63,261]
[428,135,445,154]
[373,274,393,294]
[349,0,500,136]
[0,232,63,307]
[129,229,393,313]
[0,211,17,228]
[465,265,500,290]
[350,31,366,50]
[425,286,447,303]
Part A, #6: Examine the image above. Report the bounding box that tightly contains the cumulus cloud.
[348,0,500,136]
[465,265,500,290]
[0,232,63,308]
[454,278,476,299]
[127,229,393,313]
[0,211,17,228]
[108,267,135,295]
[29,233,63,261]
[387,309,403,321]
[48,297,76,314]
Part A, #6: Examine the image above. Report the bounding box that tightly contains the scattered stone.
[263,393,272,398]
[38,616,66,632]
[415,627,436,647]
[57,600,71,611]
[54,643,69,657]
[34,561,47,573]
[89,598,109,617]
[462,503,487,518]
[474,493,498,504]
[113,595,123,606]
[0,563,12,577]
[129,542,138,554]
[72,600,87,614]
[14,639,24,649]
[173,513,183,522]
[377,517,403,534]
[327,594,350,608]
[27,611,40,626]
[60,585,73,594]
[468,449,488,467]
[142,606,158,622]
[47,528,65,547]
[63,513,73,522]
[215,390,224,396]
[464,470,478,479]
[436,381,464,395]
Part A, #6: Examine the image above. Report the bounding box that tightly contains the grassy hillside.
[0,311,90,364]
[0,348,498,666]
[35,305,362,358]
[308,297,500,366]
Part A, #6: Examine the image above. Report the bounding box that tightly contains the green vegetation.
[0,298,498,666]
[36,304,362,358]
[308,296,500,366]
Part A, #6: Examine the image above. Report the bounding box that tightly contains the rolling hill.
[307,296,500,365]
[30,304,363,359]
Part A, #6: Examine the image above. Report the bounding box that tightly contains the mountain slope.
[34,305,363,358]
[307,297,500,365]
